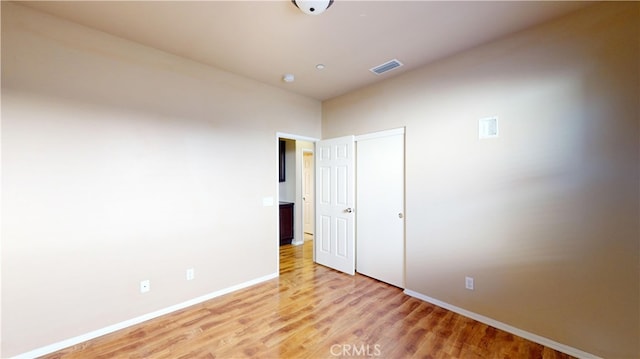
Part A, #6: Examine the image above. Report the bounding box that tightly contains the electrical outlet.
[186,268,195,281]
[140,280,150,293]
[465,276,474,291]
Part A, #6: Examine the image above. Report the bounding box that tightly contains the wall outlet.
[465,276,474,291]
[140,279,150,293]
[186,268,195,281]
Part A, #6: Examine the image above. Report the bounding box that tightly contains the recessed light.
[316,64,326,70]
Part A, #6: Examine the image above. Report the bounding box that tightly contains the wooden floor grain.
[43,241,574,358]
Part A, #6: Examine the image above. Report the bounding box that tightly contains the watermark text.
[330,343,382,357]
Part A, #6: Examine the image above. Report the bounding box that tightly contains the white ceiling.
[21,1,593,101]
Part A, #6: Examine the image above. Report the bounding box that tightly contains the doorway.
[277,129,405,288]
[276,134,317,255]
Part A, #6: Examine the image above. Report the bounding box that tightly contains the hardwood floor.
[43,241,574,358]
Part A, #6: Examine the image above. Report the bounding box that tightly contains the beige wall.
[0,3,320,357]
[323,2,639,358]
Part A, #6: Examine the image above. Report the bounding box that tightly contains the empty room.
[1,1,638,358]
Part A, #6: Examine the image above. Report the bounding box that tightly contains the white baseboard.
[403,289,600,359]
[12,272,279,359]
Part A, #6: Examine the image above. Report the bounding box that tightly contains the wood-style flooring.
[43,240,574,358]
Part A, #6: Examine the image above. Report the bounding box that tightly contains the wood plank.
[42,241,575,358]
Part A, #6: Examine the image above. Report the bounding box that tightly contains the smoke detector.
[291,0,334,15]
[283,74,295,83]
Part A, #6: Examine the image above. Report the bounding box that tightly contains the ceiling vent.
[370,59,403,75]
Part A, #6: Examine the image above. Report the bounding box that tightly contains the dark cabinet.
[279,202,294,245]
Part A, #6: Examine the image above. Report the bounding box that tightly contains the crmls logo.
[330,344,382,357]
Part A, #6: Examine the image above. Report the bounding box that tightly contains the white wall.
[323,3,639,358]
[0,3,320,357]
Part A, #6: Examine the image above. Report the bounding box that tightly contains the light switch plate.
[465,276,475,290]
[479,117,499,139]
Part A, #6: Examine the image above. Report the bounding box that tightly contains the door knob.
[345,208,353,213]
[398,213,404,218]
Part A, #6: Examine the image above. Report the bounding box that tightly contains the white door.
[315,136,356,275]
[303,151,314,235]
[356,129,405,287]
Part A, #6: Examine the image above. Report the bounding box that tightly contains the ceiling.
[20,1,593,101]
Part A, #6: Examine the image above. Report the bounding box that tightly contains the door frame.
[302,148,315,237]
[275,133,319,271]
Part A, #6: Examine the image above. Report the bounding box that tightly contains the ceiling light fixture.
[316,64,325,70]
[291,0,334,15]
[283,74,295,83]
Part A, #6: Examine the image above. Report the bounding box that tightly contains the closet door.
[356,129,405,288]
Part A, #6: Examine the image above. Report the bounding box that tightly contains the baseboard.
[403,289,600,359]
[12,272,279,359]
